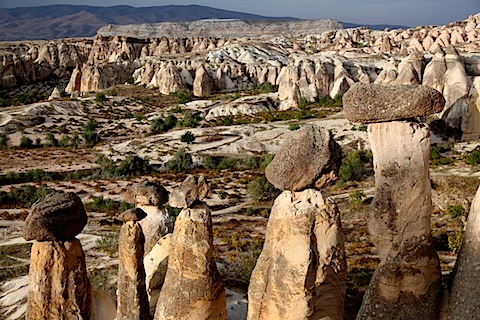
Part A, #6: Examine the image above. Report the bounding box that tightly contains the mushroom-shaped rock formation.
[154,203,227,320]
[448,186,480,319]
[23,192,87,241]
[344,84,444,320]
[343,83,445,123]
[23,192,91,320]
[169,174,210,208]
[117,208,149,320]
[125,182,172,254]
[265,125,342,191]
[247,189,347,320]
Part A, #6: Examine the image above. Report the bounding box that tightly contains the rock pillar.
[116,208,149,320]
[23,192,90,320]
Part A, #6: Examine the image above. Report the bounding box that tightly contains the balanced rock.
[169,175,211,208]
[343,83,445,123]
[154,204,226,320]
[23,192,87,241]
[448,186,480,319]
[26,240,91,320]
[125,182,172,254]
[356,121,441,320]
[118,207,147,222]
[265,125,342,191]
[248,189,347,320]
[117,220,149,320]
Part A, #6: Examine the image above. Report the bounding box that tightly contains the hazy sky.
[0,0,479,27]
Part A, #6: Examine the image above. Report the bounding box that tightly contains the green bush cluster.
[151,115,178,134]
[175,91,194,104]
[96,154,153,178]
[201,154,274,171]
[0,169,60,186]
[430,144,453,166]
[289,123,300,131]
[85,196,134,215]
[338,149,373,184]
[166,148,193,172]
[83,121,101,147]
[181,111,201,128]
[180,131,196,144]
[465,146,480,166]
[95,233,119,258]
[0,134,9,150]
[19,135,34,149]
[95,92,107,103]
[0,185,55,209]
[446,204,466,220]
[247,176,281,203]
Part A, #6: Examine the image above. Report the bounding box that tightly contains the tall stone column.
[343,83,445,320]
[23,192,90,320]
[249,125,347,320]
[116,208,149,320]
[448,186,480,319]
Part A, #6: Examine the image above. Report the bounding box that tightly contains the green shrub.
[181,111,201,128]
[180,131,196,144]
[0,134,9,150]
[0,185,55,209]
[16,92,37,105]
[0,169,59,185]
[45,131,59,147]
[218,189,228,199]
[83,121,100,147]
[95,92,107,103]
[125,76,135,84]
[465,146,480,166]
[247,176,280,203]
[349,190,366,203]
[297,97,312,109]
[221,116,234,126]
[166,148,193,172]
[117,155,152,176]
[175,91,194,104]
[124,110,133,119]
[257,81,278,93]
[165,205,182,224]
[430,144,453,166]
[69,131,81,149]
[317,95,343,108]
[95,233,118,257]
[446,204,466,220]
[19,135,33,149]
[134,114,144,121]
[151,115,178,134]
[289,123,300,131]
[85,196,134,215]
[358,124,367,132]
[338,149,373,183]
[448,230,463,253]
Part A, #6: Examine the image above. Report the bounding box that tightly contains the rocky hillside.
[0,4,297,41]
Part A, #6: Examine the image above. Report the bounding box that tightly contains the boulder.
[117,220,149,320]
[23,192,87,241]
[125,182,169,206]
[26,240,91,320]
[356,121,442,320]
[169,175,210,208]
[247,189,347,320]
[343,83,445,123]
[91,290,116,320]
[448,186,480,319]
[265,125,342,191]
[154,204,226,320]
[462,76,480,140]
[118,207,147,222]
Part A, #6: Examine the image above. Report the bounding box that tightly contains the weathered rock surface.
[247,189,347,320]
[23,192,87,241]
[357,121,442,320]
[144,234,172,317]
[117,220,149,320]
[265,125,342,191]
[169,175,210,208]
[462,76,480,140]
[154,204,226,320]
[91,290,116,320]
[26,240,91,320]
[448,185,480,319]
[194,65,213,97]
[118,207,147,222]
[343,83,445,123]
[125,182,172,254]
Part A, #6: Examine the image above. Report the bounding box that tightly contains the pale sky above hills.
[0,0,479,27]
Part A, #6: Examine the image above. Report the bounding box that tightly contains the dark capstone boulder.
[343,83,445,123]
[125,182,169,206]
[118,207,147,222]
[23,192,87,241]
[265,125,342,191]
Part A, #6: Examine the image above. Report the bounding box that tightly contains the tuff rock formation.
[116,208,149,320]
[264,124,342,191]
[247,189,347,320]
[169,175,210,208]
[125,182,172,254]
[154,203,226,320]
[448,186,480,319]
[23,192,91,320]
[344,84,444,320]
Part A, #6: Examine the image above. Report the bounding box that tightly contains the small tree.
[180,131,195,144]
[95,92,107,103]
[166,148,193,172]
[19,135,33,149]
[45,131,59,147]
[83,121,100,147]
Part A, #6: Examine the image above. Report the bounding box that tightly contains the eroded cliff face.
[1,15,480,137]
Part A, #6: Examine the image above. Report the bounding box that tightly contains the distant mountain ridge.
[0,4,410,42]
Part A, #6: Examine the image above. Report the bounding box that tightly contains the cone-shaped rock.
[356,121,441,320]
[343,83,445,123]
[448,186,480,319]
[23,192,87,241]
[26,239,91,320]
[265,125,342,191]
[169,175,210,208]
[194,65,214,97]
[117,215,149,320]
[247,189,347,320]
[154,204,227,320]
